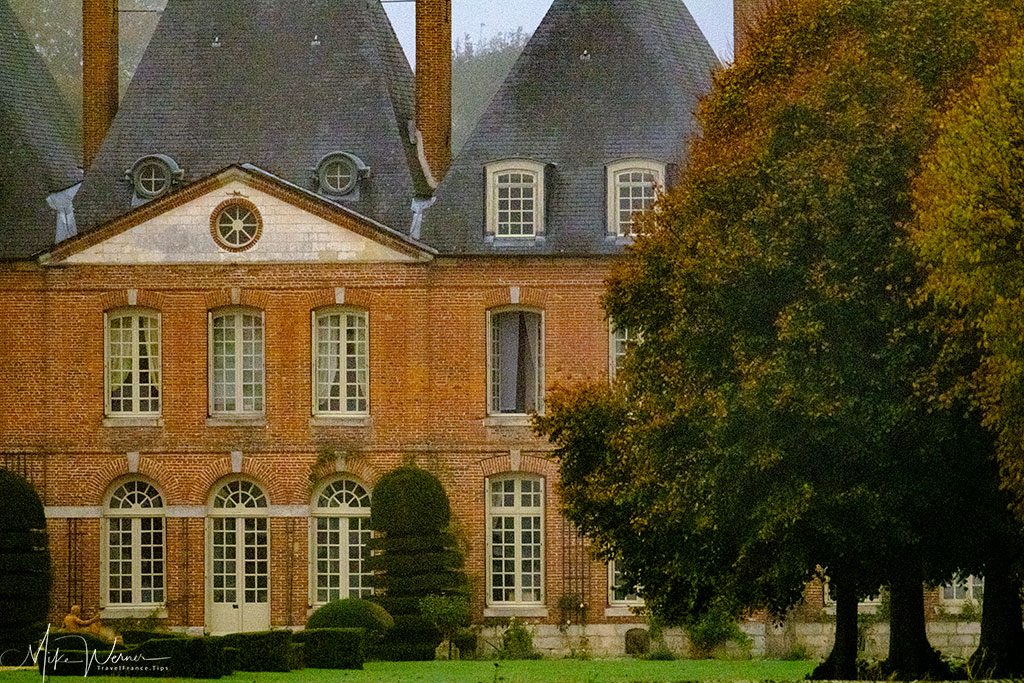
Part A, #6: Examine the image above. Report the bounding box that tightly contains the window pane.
[316,311,368,414]
[490,311,542,414]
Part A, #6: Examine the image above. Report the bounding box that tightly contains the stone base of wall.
[476,621,766,658]
[764,620,983,660]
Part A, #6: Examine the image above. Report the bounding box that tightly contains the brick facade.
[0,243,636,634]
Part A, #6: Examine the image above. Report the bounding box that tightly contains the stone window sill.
[484,605,549,619]
[605,605,644,618]
[482,414,535,428]
[103,416,164,428]
[206,416,267,427]
[485,236,547,247]
[100,606,168,619]
[310,415,372,428]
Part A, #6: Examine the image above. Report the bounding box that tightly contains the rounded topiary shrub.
[369,466,450,536]
[0,470,51,651]
[306,598,394,639]
[368,466,467,661]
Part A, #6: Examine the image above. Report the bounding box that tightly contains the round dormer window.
[131,156,175,199]
[315,152,368,197]
[211,199,262,252]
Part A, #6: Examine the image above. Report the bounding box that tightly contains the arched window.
[487,308,544,415]
[313,307,369,415]
[103,480,165,607]
[311,478,372,604]
[209,307,265,416]
[606,159,665,237]
[486,159,546,238]
[105,308,161,415]
[487,474,544,605]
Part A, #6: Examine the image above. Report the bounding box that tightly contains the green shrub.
[288,641,305,670]
[685,607,750,657]
[453,627,479,659]
[369,466,451,535]
[420,595,471,659]
[294,628,365,669]
[306,598,393,640]
[369,466,467,661]
[221,646,240,675]
[220,630,292,672]
[0,470,51,651]
[118,629,185,646]
[139,637,224,678]
[498,618,540,660]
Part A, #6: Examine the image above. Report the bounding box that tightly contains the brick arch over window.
[99,289,166,311]
[306,288,373,310]
[186,458,281,505]
[482,288,547,310]
[308,458,380,491]
[478,453,556,479]
[204,289,271,311]
[85,457,181,505]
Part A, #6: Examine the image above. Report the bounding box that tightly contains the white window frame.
[101,479,166,609]
[940,575,984,604]
[311,307,370,417]
[608,559,643,606]
[309,477,373,606]
[486,474,545,607]
[104,307,162,417]
[208,307,265,418]
[609,322,637,381]
[606,159,665,237]
[486,307,545,416]
[486,159,546,238]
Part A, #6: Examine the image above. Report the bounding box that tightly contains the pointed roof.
[74,0,426,234]
[420,0,719,255]
[0,0,81,260]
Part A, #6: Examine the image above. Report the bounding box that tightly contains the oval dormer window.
[129,154,182,200]
[211,199,262,252]
[315,152,368,197]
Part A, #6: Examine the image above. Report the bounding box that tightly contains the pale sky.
[384,0,735,64]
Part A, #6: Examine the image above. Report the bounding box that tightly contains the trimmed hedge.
[294,628,365,669]
[37,637,224,678]
[306,598,393,638]
[453,628,478,659]
[118,629,186,646]
[369,466,450,535]
[48,629,125,651]
[220,630,293,672]
[139,637,223,678]
[0,470,50,652]
[288,642,305,670]
[382,615,442,661]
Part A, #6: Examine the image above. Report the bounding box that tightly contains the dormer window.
[315,152,369,198]
[486,159,546,238]
[607,159,665,237]
[127,154,183,201]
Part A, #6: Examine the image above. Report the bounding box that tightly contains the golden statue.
[62,605,121,644]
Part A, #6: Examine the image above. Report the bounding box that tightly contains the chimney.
[82,0,119,168]
[415,0,452,183]
[734,0,771,56]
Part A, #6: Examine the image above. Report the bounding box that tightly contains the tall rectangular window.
[104,481,165,607]
[488,475,544,604]
[608,560,642,605]
[210,308,264,415]
[106,309,161,415]
[609,324,634,380]
[314,309,369,414]
[489,309,543,415]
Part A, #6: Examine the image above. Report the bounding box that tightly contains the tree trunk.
[969,563,1024,678]
[886,562,949,679]
[810,587,858,680]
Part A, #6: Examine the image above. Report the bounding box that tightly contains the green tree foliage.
[452,29,529,153]
[368,466,467,661]
[0,470,51,652]
[537,0,1024,679]
[305,597,394,655]
[419,595,471,659]
[909,40,1024,676]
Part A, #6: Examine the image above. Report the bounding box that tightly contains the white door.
[207,480,270,634]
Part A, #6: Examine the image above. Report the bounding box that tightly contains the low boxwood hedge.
[138,637,223,678]
[294,627,365,669]
[220,630,294,672]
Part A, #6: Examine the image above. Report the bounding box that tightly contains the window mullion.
[234,313,244,411]
[131,316,140,414]
[131,516,141,604]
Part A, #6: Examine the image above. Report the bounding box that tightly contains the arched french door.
[206,479,270,634]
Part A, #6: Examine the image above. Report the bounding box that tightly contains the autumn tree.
[538,0,1024,678]
[910,40,1024,675]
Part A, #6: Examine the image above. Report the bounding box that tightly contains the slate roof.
[0,0,81,260]
[420,0,719,256]
[74,0,427,234]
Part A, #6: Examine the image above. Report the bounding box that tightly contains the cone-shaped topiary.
[0,470,51,652]
[368,466,467,660]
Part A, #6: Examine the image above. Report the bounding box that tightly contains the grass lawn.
[0,659,816,683]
